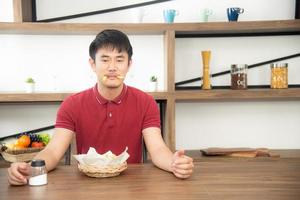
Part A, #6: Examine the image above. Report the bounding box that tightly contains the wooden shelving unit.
[0,92,170,103]
[1,19,300,151]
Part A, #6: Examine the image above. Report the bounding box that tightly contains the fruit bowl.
[78,162,127,178]
[1,147,44,162]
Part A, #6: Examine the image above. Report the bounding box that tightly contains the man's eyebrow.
[116,55,125,58]
[100,55,109,58]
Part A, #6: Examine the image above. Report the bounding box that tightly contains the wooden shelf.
[174,19,300,37]
[0,20,299,35]
[175,88,300,101]
[0,92,169,103]
[2,89,299,103]
[148,92,170,100]
[0,22,168,35]
[0,93,72,103]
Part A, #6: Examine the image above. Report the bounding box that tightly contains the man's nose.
[108,60,117,71]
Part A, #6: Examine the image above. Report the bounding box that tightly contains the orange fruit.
[16,135,31,148]
[31,142,45,148]
[14,143,25,149]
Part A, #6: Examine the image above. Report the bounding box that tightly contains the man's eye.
[101,59,109,62]
[117,59,124,62]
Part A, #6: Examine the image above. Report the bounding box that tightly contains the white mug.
[201,8,213,22]
[131,8,147,23]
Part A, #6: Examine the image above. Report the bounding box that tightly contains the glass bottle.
[270,63,288,89]
[231,64,247,90]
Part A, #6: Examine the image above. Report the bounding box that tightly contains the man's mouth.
[102,75,124,81]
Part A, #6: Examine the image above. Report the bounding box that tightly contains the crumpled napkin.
[73,147,130,167]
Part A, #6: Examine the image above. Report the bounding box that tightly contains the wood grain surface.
[0,92,169,103]
[1,160,300,200]
[0,20,299,35]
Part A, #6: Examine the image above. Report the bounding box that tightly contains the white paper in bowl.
[73,147,130,167]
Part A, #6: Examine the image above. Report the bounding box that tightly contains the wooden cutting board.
[201,148,280,158]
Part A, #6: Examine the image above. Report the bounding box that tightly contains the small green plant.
[150,76,157,82]
[25,77,35,83]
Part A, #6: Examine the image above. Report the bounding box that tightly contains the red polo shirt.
[55,84,160,163]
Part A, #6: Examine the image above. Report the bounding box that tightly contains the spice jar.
[270,63,288,89]
[231,64,247,90]
[29,159,47,186]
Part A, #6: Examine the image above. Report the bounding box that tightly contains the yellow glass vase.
[201,51,211,90]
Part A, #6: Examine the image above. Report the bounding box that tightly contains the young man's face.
[90,47,131,89]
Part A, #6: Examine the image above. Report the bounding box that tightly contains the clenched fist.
[171,150,194,179]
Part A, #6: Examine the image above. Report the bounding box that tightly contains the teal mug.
[163,9,179,23]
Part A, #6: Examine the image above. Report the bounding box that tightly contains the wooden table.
[1,159,300,200]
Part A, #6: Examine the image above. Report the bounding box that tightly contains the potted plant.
[25,77,35,93]
[149,75,158,92]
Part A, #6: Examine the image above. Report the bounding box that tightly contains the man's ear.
[89,58,96,72]
[128,59,132,70]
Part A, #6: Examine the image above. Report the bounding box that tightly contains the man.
[7,29,194,185]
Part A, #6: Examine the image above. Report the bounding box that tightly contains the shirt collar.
[93,83,127,105]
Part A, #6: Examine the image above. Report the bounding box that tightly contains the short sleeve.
[142,96,161,130]
[55,96,76,132]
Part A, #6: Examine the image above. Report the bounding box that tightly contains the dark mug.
[227,7,244,21]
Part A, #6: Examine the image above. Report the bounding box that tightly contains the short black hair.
[89,29,133,61]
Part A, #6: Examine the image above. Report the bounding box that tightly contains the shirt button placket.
[107,102,113,127]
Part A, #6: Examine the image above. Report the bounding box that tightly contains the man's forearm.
[150,146,173,172]
[33,147,61,172]
[32,128,74,172]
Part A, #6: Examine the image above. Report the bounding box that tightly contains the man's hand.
[171,150,194,179]
[7,162,31,186]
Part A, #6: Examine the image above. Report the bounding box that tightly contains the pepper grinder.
[201,50,211,90]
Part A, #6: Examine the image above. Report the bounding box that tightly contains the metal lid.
[231,64,247,72]
[271,63,288,68]
[31,159,45,167]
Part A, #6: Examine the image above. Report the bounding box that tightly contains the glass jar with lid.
[270,63,288,89]
[29,159,47,186]
[231,64,247,90]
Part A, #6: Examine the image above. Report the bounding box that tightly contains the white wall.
[35,0,147,21]
[0,0,14,22]
[0,0,299,150]
[35,0,295,22]
[176,102,300,149]
[0,104,59,135]
[0,35,164,92]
